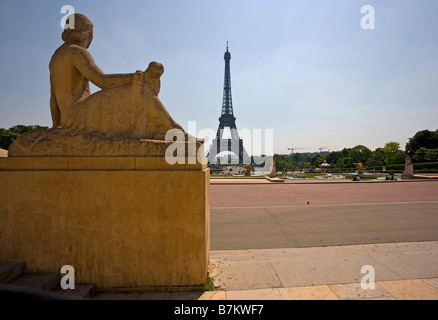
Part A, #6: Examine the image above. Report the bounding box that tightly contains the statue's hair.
[62,14,93,44]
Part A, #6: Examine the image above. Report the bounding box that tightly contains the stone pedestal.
[0,157,210,291]
[401,172,415,180]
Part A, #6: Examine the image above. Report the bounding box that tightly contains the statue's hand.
[133,70,144,84]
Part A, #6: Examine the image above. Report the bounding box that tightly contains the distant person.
[385,175,390,181]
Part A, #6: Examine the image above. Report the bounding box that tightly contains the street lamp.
[373,154,376,172]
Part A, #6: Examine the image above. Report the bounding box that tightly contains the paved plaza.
[211,202,438,250]
[210,180,438,250]
[210,179,438,208]
[205,179,438,300]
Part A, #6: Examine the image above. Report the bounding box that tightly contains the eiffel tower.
[208,43,249,165]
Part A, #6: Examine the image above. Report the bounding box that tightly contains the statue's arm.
[72,46,133,89]
[50,87,61,128]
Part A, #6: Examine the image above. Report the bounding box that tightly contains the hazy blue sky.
[0,0,437,154]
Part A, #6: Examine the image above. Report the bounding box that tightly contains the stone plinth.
[0,157,210,291]
[265,177,285,183]
[401,173,415,180]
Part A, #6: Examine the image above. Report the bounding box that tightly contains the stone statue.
[405,155,413,167]
[402,155,414,179]
[9,13,196,157]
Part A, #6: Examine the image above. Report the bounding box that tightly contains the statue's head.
[62,14,94,49]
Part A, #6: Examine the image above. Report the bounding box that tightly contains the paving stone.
[198,291,227,300]
[370,251,438,279]
[211,261,282,291]
[169,291,204,300]
[226,288,282,300]
[271,254,401,288]
[423,278,438,290]
[278,286,339,300]
[377,280,438,300]
[328,283,394,300]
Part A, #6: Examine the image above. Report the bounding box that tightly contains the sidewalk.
[94,241,438,300]
[205,241,438,300]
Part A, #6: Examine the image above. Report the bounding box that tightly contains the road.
[210,181,438,250]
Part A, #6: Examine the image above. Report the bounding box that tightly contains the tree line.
[274,129,438,172]
[1,125,437,169]
[0,125,49,150]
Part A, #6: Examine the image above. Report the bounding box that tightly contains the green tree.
[413,147,438,162]
[274,153,313,171]
[292,153,312,164]
[333,157,348,170]
[383,142,405,165]
[9,125,48,135]
[0,125,48,150]
[301,162,311,170]
[0,128,19,150]
[406,129,438,159]
[369,148,386,169]
[311,154,325,168]
[349,145,372,164]
[326,151,343,165]
[340,148,351,157]
[424,149,438,161]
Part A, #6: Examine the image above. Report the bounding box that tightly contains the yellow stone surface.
[198,291,227,300]
[0,157,210,290]
[226,288,283,300]
[279,286,340,300]
[0,157,68,170]
[0,156,206,171]
[377,280,438,300]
